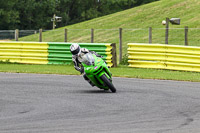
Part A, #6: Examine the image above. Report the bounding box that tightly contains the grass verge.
[0,64,200,82]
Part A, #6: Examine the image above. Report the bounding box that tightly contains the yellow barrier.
[0,42,117,67]
[128,43,200,72]
[0,42,48,64]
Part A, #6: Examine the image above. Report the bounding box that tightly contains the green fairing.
[82,54,112,90]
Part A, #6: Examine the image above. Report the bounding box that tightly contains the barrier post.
[165,18,169,44]
[64,29,67,42]
[15,29,19,41]
[111,43,117,67]
[149,27,152,44]
[39,29,42,42]
[119,28,122,63]
[91,28,94,43]
[185,26,188,46]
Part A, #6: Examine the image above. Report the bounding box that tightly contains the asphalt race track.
[1,73,200,133]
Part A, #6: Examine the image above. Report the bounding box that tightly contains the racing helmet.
[70,43,81,55]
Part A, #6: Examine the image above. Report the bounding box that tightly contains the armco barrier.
[0,42,117,67]
[128,43,200,72]
[0,42,49,64]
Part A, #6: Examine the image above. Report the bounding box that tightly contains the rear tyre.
[100,74,116,93]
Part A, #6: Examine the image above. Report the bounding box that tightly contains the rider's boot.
[88,80,95,87]
[83,74,95,87]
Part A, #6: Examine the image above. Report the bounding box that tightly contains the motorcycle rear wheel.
[100,74,116,93]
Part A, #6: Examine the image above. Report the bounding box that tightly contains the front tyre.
[100,74,116,93]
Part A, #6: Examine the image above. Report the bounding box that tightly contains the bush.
[119,54,129,65]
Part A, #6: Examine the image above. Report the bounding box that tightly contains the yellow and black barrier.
[0,41,117,67]
[128,43,200,72]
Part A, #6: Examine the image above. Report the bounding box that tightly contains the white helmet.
[70,43,81,55]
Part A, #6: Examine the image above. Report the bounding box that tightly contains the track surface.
[1,73,200,133]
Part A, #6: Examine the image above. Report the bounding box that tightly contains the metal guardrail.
[2,28,200,64]
[47,42,116,67]
[0,42,49,64]
[128,43,200,72]
[0,41,117,67]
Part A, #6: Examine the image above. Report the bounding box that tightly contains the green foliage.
[119,54,129,65]
[0,60,19,64]
[19,0,200,56]
[15,0,57,29]
[0,0,159,30]
[0,0,19,29]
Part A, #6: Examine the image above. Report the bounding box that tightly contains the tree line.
[0,0,159,30]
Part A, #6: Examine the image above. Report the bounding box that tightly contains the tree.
[0,0,19,29]
[15,0,57,29]
[0,0,159,30]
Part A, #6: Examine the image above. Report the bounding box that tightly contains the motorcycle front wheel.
[100,74,116,93]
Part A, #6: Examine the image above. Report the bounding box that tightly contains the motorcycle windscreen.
[79,53,95,66]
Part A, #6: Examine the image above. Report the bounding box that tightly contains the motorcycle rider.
[70,43,103,87]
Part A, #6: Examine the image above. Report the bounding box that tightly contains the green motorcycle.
[80,53,116,93]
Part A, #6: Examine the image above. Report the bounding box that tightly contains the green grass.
[19,0,200,57]
[3,0,200,81]
[1,64,200,82]
[111,66,200,82]
[0,64,79,75]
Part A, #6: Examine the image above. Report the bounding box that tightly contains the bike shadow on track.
[74,89,115,94]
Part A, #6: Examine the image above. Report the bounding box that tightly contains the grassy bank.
[1,64,200,82]
[19,0,200,56]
